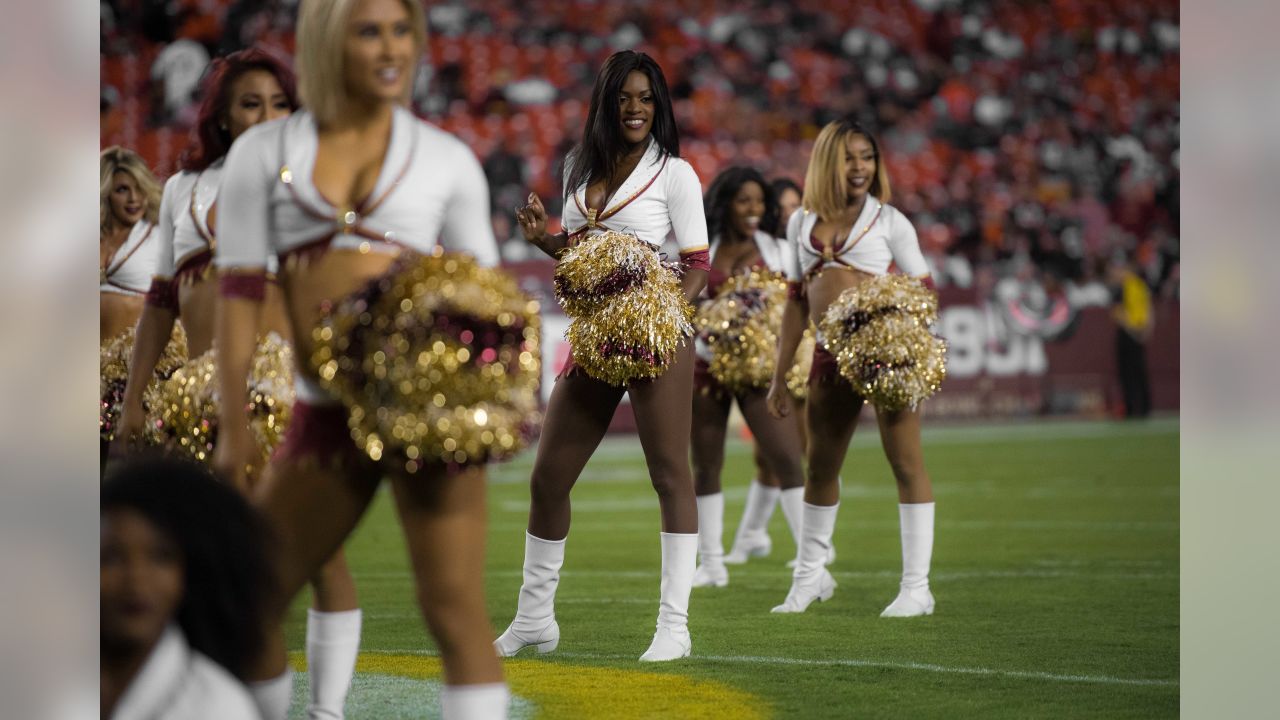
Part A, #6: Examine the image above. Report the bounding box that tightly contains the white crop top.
[783,199,929,282]
[561,137,708,256]
[153,164,219,282]
[101,220,159,295]
[711,229,788,273]
[215,106,498,271]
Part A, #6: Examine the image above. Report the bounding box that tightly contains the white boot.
[306,608,362,719]
[494,532,564,656]
[881,502,936,617]
[441,682,509,720]
[772,503,839,614]
[724,479,778,564]
[639,532,696,661]
[783,486,837,569]
[248,670,294,720]
[692,493,728,587]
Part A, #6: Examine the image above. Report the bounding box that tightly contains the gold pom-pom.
[555,231,694,386]
[818,275,947,411]
[785,327,817,400]
[100,323,188,442]
[149,334,295,463]
[311,250,541,472]
[694,269,788,394]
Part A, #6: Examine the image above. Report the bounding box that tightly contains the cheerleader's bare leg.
[390,466,508,713]
[772,378,861,613]
[874,406,937,618]
[737,393,808,567]
[495,369,623,657]
[247,455,381,719]
[690,388,732,587]
[628,342,698,660]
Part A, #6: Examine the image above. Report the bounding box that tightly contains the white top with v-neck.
[783,199,928,281]
[215,106,498,270]
[101,220,159,295]
[561,137,709,255]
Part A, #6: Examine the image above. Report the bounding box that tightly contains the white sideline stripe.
[365,649,1175,688]
[357,568,1176,581]
[517,418,1179,462]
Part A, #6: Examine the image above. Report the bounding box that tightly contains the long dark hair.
[704,166,781,241]
[564,50,680,196]
[101,453,276,681]
[180,47,299,173]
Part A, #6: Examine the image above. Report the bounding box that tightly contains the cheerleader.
[768,119,938,617]
[113,48,365,720]
[100,147,161,342]
[211,0,508,717]
[689,166,805,588]
[496,50,710,661]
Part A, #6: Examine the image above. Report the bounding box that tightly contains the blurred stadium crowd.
[102,0,1178,305]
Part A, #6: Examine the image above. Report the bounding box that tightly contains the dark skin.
[514,69,707,539]
[767,134,934,507]
[693,180,804,497]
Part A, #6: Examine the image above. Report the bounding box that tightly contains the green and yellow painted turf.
[287,417,1178,718]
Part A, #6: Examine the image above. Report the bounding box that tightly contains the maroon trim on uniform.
[809,344,842,385]
[271,399,362,467]
[694,357,728,398]
[787,280,806,301]
[145,277,179,311]
[679,248,711,273]
[218,271,267,301]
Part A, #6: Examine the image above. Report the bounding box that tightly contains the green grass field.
[285,417,1179,718]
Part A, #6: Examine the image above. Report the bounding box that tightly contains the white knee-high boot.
[782,486,837,568]
[494,532,564,656]
[305,609,362,719]
[639,532,697,661]
[724,479,778,563]
[692,493,728,587]
[441,683,510,720]
[249,670,294,720]
[881,502,935,617]
[771,503,838,614]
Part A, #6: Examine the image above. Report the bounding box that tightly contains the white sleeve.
[784,210,804,282]
[439,139,499,268]
[886,206,929,277]
[665,159,709,255]
[152,175,180,279]
[214,126,275,271]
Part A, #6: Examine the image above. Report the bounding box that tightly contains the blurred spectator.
[101,453,274,719]
[149,38,209,126]
[1108,255,1155,418]
[103,0,1178,314]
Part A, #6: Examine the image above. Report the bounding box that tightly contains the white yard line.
[363,649,1176,688]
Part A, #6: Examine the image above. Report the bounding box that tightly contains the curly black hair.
[101,452,276,681]
[704,166,781,241]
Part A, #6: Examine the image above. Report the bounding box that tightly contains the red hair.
[179,47,299,173]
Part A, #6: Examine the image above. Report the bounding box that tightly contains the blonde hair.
[99,146,161,233]
[296,0,427,126]
[801,119,892,221]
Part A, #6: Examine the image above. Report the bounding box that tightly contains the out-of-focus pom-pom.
[556,232,694,386]
[785,327,817,400]
[311,250,542,472]
[148,333,295,463]
[100,323,188,443]
[819,275,947,411]
[694,269,788,394]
